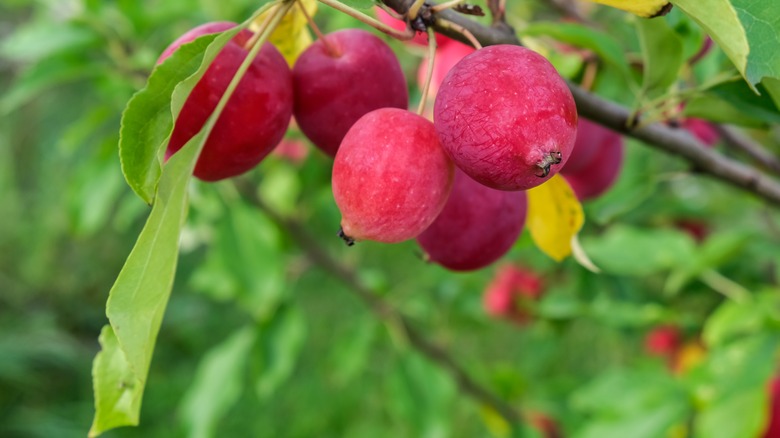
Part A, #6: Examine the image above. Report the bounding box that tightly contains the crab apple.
[332,108,454,244]
[160,22,293,181]
[683,118,719,146]
[483,265,544,325]
[434,45,578,191]
[644,325,682,359]
[417,40,475,97]
[763,377,780,438]
[292,29,409,157]
[562,125,624,201]
[374,7,451,47]
[562,118,621,174]
[417,169,527,271]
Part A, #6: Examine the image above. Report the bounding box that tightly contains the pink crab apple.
[434,44,578,191]
[332,108,454,244]
[292,28,409,157]
[159,22,293,181]
[374,7,451,47]
[416,169,527,271]
[561,119,624,201]
[683,118,719,146]
[417,39,475,97]
[483,265,544,325]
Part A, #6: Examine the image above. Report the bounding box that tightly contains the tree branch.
[381,0,780,206]
[235,180,525,431]
[715,125,780,177]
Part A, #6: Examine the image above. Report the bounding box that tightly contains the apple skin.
[374,7,451,47]
[292,28,409,157]
[417,40,475,97]
[562,118,621,174]
[332,108,454,244]
[561,121,624,201]
[483,265,544,325]
[160,22,293,181]
[434,45,578,191]
[417,169,527,271]
[763,377,780,438]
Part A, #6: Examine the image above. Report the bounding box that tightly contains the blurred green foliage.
[1,1,780,437]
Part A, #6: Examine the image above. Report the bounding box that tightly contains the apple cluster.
[160,21,603,272]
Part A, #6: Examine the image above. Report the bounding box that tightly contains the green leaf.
[521,22,630,77]
[692,335,780,438]
[89,325,143,437]
[665,230,753,295]
[685,79,780,126]
[636,16,684,98]
[570,367,690,438]
[92,22,260,435]
[191,199,285,320]
[672,0,780,88]
[702,291,780,347]
[119,28,238,204]
[91,129,203,437]
[0,20,100,62]
[253,305,307,399]
[179,326,257,438]
[581,225,697,276]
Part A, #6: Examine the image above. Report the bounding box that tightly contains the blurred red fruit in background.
[483,265,544,325]
[764,377,780,438]
[683,118,720,146]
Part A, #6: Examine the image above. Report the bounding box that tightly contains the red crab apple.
[483,265,544,324]
[434,45,578,191]
[417,169,527,271]
[644,325,682,360]
[763,377,780,438]
[160,22,293,181]
[293,28,408,157]
[374,7,451,47]
[332,108,454,244]
[417,39,475,97]
[683,118,719,146]
[561,119,624,201]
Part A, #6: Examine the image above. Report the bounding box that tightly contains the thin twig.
[715,125,780,176]
[380,0,780,207]
[235,180,525,432]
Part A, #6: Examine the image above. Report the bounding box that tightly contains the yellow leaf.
[587,0,672,18]
[479,405,510,438]
[251,0,317,66]
[526,175,584,262]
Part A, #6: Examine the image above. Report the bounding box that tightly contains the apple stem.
[429,0,468,13]
[437,19,482,49]
[407,0,426,20]
[376,3,403,19]
[417,27,438,117]
[298,0,339,57]
[317,0,415,41]
[580,60,598,91]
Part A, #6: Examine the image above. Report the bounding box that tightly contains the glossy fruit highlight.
[160,22,293,181]
[293,28,408,157]
[332,108,454,244]
[434,45,578,191]
[417,169,527,271]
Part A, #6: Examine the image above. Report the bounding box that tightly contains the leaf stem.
[317,0,415,41]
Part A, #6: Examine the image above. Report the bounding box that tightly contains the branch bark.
[235,180,524,432]
[380,0,780,206]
